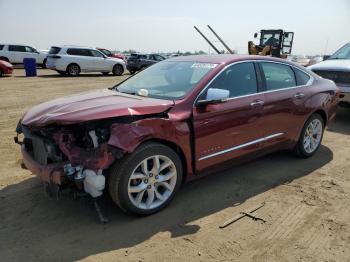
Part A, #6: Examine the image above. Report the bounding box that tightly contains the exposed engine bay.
[17,120,123,197]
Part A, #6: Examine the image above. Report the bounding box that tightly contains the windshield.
[329,43,350,59]
[115,61,217,100]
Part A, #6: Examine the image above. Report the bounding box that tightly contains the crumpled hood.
[22,89,174,127]
[308,59,350,71]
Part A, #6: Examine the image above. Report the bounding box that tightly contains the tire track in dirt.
[240,203,315,260]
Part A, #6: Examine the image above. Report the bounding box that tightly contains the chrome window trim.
[198,132,284,161]
[193,60,314,106]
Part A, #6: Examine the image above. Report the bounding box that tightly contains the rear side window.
[208,62,258,98]
[49,47,61,54]
[9,45,26,52]
[0,45,4,50]
[260,62,296,90]
[67,48,92,56]
[294,68,311,86]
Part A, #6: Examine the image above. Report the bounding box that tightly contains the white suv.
[46,46,126,76]
[0,44,47,67]
[308,43,350,106]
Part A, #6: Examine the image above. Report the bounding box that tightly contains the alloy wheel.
[68,65,79,76]
[303,119,323,154]
[127,155,177,210]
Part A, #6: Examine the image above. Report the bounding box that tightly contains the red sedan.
[0,60,13,77]
[97,48,125,61]
[15,55,339,215]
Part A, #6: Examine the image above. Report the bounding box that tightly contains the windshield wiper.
[116,90,137,95]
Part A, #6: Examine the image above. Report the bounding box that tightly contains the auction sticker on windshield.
[191,63,218,69]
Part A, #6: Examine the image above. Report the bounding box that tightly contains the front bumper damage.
[15,123,124,199]
[15,123,125,223]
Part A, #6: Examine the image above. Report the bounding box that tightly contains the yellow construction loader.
[248,29,294,58]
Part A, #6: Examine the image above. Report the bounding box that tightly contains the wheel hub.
[127,155,177,210]
[303,119,322,154]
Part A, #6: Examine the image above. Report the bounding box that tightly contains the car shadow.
[0,146,333,261]
[327,107,350,135]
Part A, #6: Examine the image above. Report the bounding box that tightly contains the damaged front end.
[15,119,124,200]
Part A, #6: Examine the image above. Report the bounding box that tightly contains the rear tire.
[112,64,124,76]
[66,63,80,76]
[294,113,324,158]
[108,142,183,215]
[42,59,47,69]
[0,69,3,77]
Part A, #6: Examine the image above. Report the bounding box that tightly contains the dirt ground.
[0,69,349,262]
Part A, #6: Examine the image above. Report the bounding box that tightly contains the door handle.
[294,92,305,99]
[250,100,265,107]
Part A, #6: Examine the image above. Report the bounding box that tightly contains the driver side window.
[206,62,258,98]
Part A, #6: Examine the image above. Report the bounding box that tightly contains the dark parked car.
[126,53,166,74]
[15,55,339,215]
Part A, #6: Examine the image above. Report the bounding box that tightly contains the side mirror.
[197,88,230,106]
[254,33,258,38]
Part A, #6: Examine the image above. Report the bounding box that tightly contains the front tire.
[108,142,183,215]
[112,64,124,76]
[294,113,324,158]
[0,69,3,77]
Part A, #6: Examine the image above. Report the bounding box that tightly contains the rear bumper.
[21,145,65,185]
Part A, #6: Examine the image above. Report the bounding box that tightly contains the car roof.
[167,54,296,65]
[52,45,97,49]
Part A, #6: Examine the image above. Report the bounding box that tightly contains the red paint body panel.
[107,118,193,176]
[0,60,14,75]
[193,93,266,171]
[21,89,174,127]
[19,55,339,184]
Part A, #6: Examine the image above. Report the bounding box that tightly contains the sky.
[0,0,349,55]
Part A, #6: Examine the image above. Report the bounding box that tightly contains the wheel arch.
[131,138,188,183]
[295,108,328,144]
[313,109,328,126]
